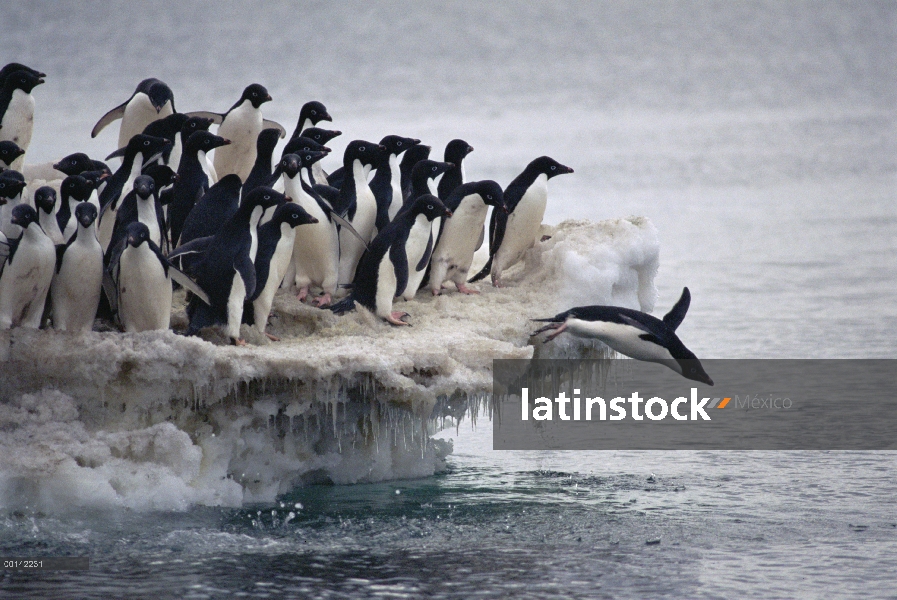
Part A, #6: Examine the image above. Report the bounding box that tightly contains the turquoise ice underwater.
[2,2,897,598]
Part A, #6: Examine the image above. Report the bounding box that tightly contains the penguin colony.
[0,64,712,382]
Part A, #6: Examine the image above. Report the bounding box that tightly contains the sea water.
[1,2,895,598]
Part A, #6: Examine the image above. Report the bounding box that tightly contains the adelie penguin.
[370,135,420,231]
[429,180,507,296]
[437,139,474,201]
[51,202,103,333]
[107,174,167,257]
[243,202,318,340]
[0,141,25,172]
[0,204,56,330]
[56,174,95,242]
[178,174,243,253]
[469,156,573,287]
[242,128,284,196]
[168,187,285,345]
[398,159,454,301]
[91,78,175,151]
[331,194,452,326]
[289,100,332,141]
[399,143,431,202]
[531,287,714,385]
[0,69,44,171]
[0,171,27,240]
[189,83,285,182]
[334,141,385,289]
[33,186,65,245]
[168,130,232,247]
[294,126,341,186]
[98,133,171,250]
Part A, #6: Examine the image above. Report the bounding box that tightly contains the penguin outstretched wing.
[91,102,129,138]
[262,119,287,138]
[662,287,691,331]
[329,213,369,252]
[167,263,210,305]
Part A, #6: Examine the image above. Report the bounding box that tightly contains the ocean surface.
[2,1,896,598]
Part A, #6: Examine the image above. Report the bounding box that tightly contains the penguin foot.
[456,283,480,295]
[297,287,309,302]
[387,311,411,326]
[232,337,249,346]
[533,323,567,344]
[431,288,441,296]
[265,332,281,342]
[312,293,331,308]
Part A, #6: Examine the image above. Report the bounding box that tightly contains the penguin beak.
[36,78,45,86]
[308,216,319,224]
[467,146,474,153]
[412,139,421,145]
[565,166,575,173]
[322,146,331,153]
[333,130,343,136]
[445,162,455,168]
[321,113,333,122]
[283,195,292,203]
[220,139,233,146]
[265,94,272,102]
[444,209,453,218]
[500,204,509,214]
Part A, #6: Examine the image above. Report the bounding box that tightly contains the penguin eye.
[359,146,365,151]
[305,155,311,160]
[427,205,433,210]
[264,195,271,200]
[252,92,257,97]
[314,135,320,140]
[397,141,402,146]
[432,166,437,171]
[486,195,492,199]
[550,165,556,170]
[292,213,299,219]
[144,140,150,146]
[311,110,317,115]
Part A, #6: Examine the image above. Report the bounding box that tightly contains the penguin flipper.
[168,264,211,305]
[330,213,369,252]
[262,119,287,139]
[391,241,409,297]
[619,314,654,335]
[234,254,257,300]
[105,146,127,160]
[475,224,485,252]
[415,231,434,272]
[184,111,224,125]
[91,102,128,138]
[467,255,493,283]
[167,236,214,260]
[662,287,691,331]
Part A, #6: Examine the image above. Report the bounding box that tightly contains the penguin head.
[677,358,714,386]
[279,154,302,179]
[299,101,331,125]
[0,62,45,80]
[444,139,474,164]
[33,186,56,214]
[243,187,288,212]
[146,80,174,113]
[125,221,151,248]
[52,152,92,176]
[186,130,231,154]
[241,83,272,109]
[301,127,342,146]
[142,164,179,189]
[529,156,574,179]
[412,159,453,183]
[380,135,421,158]
[61,175,92,202]
[75,201,98,228]
[3,70,44,94]
[400,144,431,169]
[111,134,171,162]
[282,136,330,161]
[275,202,319,228]
[257,128,283,154]
[181,116,214,137]
[0,141,25,167]
[296,150,328,169]
[344,140,385,167]
[412,194,452,222]
[472,180,508,213]
[0,173,26,199]
[142,112,187,138]
[133,175,155,199]
[10,204,38,228]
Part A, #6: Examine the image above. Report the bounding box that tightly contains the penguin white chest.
[214,101,262,180]
[0,90,35,151]
[387,154,402,220]
[51,230,103,333]
[565,319,675,363]
[0,225,57,329]
[119,94,170,150]
[496,175,548,269]
[432,194,486,273]
[118,246,171,332]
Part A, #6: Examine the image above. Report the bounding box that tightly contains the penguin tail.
[467,255,493,284]
[330,296,356,315]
